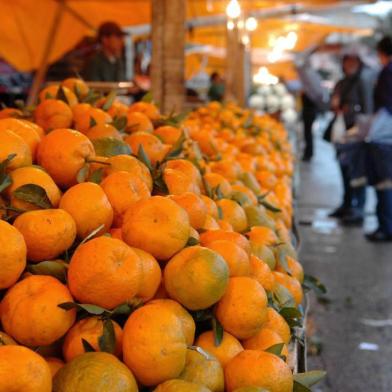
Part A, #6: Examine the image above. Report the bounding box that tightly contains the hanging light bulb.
[245,17,258,32]
[226,0,241,19]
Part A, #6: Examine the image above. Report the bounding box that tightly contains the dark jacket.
[374,61,392,114]
[83,51,125,82]
[333,66,376,129]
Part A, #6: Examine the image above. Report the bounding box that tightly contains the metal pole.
[27,0,66,106]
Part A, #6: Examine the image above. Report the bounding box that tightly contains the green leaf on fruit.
[77,163,90,183]
[92,137,131,157]
[82,338,96,353]
[27,260,68,283]
[294,370,327,387]
[102,90,117,111]
[98,318,116,353]
[212,317,223,347]
[303,274,327,295]
[13,184,53,209]
[137,144,153,171]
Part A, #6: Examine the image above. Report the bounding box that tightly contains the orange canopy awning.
[0,0,372,72]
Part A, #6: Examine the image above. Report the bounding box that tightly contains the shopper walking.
[329,51,376,225]
[365,36,392,242]
[295,46,329,162]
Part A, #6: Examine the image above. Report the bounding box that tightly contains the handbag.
[331,113,346,143]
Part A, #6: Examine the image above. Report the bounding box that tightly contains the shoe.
[302,155,312,162]
[365,229,392,242]
[328,206,349,219]
[341,212,364,226]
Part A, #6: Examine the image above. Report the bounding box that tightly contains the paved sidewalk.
[297,136,392,392]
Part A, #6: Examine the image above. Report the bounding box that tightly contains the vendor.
[83,21,126,82]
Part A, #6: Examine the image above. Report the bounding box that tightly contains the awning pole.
[27,0,66,106]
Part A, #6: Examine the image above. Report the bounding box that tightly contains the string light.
[226,0,241,19]
[245,17,258,32]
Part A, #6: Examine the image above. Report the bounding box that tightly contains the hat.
[98,22,127,40]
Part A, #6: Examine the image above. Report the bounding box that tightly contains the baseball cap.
[98,22,127,40]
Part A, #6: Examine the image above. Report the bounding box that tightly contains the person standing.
[83,22,126,82]
[295,47,330,161]
[329,52,376,225]
[365,36,392,242]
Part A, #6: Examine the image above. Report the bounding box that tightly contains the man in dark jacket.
[366,36,392,242]
[83,22,126,82]
[329,52,376,225]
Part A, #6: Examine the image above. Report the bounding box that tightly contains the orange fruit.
[13,209,76,262]
[6,166,62,211]
[170,192,208,229]
[110,227,123,240]
[128,101,160,121]
[132,247,162,302]
[179,348,224,392]
[60,182,113,239]
[53,352,138,391]
[200,230,250,254]
[104,154,153,191]
[0,129,32,170]
[249,255,276,292]
[255,170,278,190]
[202,214,220,230]
[209,159,242,181]
[242,328,288,357]
[0,345,52,392]
[62,317,123,362]
[39,85,78,107]
[126,111,154,133]
[276,256,304,283]
[34,99,73,132]
[147,299,195,346]
[101,171,151,227]
[68,237,142,309]
[0,107,23,119]
[107,100,129,118]
[37,128,95,189]
[216,199,248,233]
[263,308,291,344]
[206,240,250,277]
[61,78,89,99]
[218,219,234,231]
[46,357,64,377]
[247,226,279,246]
[203,173,232,197]
[125,131,171,165]
[164,246,229,310]
[215,277,268,339]
[201,195,219,219]
[154,125,182,145]
[164,168,201,195]
[122,302,187,386]
[0,220,26,289]
[196,331,243,368]
[84,123,122,140]
[273,271,303,306]
[26,120,45,138]
[154,379,210,392]
[0,118,41,157]
[1,275,76,346]
[0,331,17,345]
[165,159,202,187]
[73,103,112,134]
[249,243,276,270]
[122,196,191,260]
[225,350,293,392]
[231,184,258,206]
